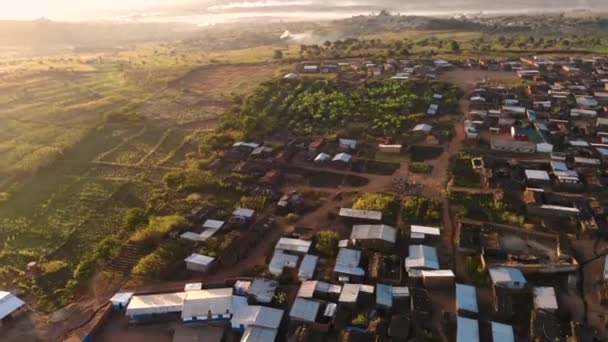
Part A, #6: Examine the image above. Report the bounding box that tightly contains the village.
[3,54,608,342]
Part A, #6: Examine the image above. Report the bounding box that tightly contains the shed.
[339,284,363,304]
[275,238,312,254]
[333,153,352,163]
[412,124,433,133]
[233,208,255,218]
[334,248,365,277]
[185,253,215,273]
[339,208,382,221]
[289,298,320,323]
[533,287,558,311]
[185,283,203,292]
[268,250,299,276]
[525,170,550,182]
[202,219,224,230]
[231,305,283,330]
[314,153,331,162]
[489,267,526,289]
[378,144,402,154]
[491,322,515,342]
[457,316,479,342]
[241,326,279,342]
[297,281,342,298]
[376,284,393,308]
[298,254,319,281]
[126,292,187,320]
[410,225,440,240]
[351,224,397,244]
[455,283,478,315]
[180,231,205,242]
[248,278,278,304]
[109,292,134,311]
[181,288,234,322]
[405,245,439,270]
[0,292,24,323]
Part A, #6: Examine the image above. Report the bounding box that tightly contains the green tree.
[450,41,461,52]
[316,230,339,257]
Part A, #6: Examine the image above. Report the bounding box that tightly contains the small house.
[455,283,478,317]
[350,224,397,252]
[289,298,320,324]
[185,253,215,273]
[457,316,479,342]
[405,245,439,271]
[109,292,134,312]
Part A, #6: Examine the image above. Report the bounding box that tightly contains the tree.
[450,41,461,52]
[316,230,339,257]
[123,207,147,230]
[352,314,369,326]
[273,49,283,59]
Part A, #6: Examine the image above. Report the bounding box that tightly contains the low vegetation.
[352,192,399,223]
[132,241,189,279]
[129,215,187,245]
[449,191,524,225]
[408,162,434,174]
[402,197,443,225]
[450,152,481,188]
[316,230,339,257]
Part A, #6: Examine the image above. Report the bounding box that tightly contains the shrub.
[130,215,187,245]
[402,197,442,225]
[316,230,339,257]
[409,162,433,174]
[40,260,68,274]
[352,313,369,327]
[353,192,397,215]
[132,241,188,279]
[286,213,299,222]
[122,207,148,231]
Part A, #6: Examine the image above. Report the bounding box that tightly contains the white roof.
[0,292,24,320]
[269,250,299,276]
[376,284,393,307]
[289,298,320,323]
[455,284,478,314]
[350,224,397,243]
[569,140,590,147]
[275,238,312,253]
[339,283,363,303]
[392,286,410,297]
[233,141,260,149]
[324,303,337,317]
[332,153,352,163]
[185,283,203,292]
[185,253,215,266]
[314,153,331,162]
[339,139,357,149]
[410,225,440,236]
[334,248,365,276]
[200,229,219,241]
[180,231,205,242]
[232,305,283,329]
[413,124,433,133]
[411,269,455,278]
[539,204,580,213]
[298,254,318,281]
[405,245,439,270]
[491,322,515,342]
[533,287,558,310]
[297,281,341,298]
[457,316,479,342]
[604,256,608,280]
[109,292,134,306]
[126,292,187,317]
[233,208,255,218]
[182,288,234,320]
[203,219,224,230]
[241,326,278,342]
[525,170,550,181]
[489,267,526,287]
[339,208,382,221]
[571,108,597,117]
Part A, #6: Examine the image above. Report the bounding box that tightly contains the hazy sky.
[1,0,195,20]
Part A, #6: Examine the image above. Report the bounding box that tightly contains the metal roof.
[275,238,312,253]
[233,208,255,218]
[339,284,363,303]
[533,287,558,310]
[297,281,341,298]
[298,254,318,281]
[350,224,397,243]
[457,316,479,342]
[456,283,478,314]
[314,153,331,162]
[410,225,441,236]
[184,283,203,292]
[332,153,352,163]
[405,245,439,270]
[180,231,205,242]
[489,267,526,287]
[109,292,134,306]
[0,292,24,320]
[491,322,514,342]
[376,284,393,307]
[413,124,433,132]
[185,253,215,266]
[269,250,299,276]
[202,219,224,230]
[289,298,320,323]
[525,170,550,181]
[248,278,278,304]
[334,248,365,276]
[231,305,283,329]
[339,208,382,221]
[241,326,278,342]
[181,288,234,320]
[126,292,187,317]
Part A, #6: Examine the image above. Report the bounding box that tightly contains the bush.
[40,260,68,274]
[409,162,433,174]
[352,313,369,327]
[286,213,299,222]
[352,192,396,213]
[67,235,121,291]
[132,241,189,279]
[130,215,187,245]
[316,230,339,257]
[238,196,268,211]
[122,207,148,231]
[402,197,442,225]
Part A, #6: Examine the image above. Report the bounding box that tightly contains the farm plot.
[172,64,277,99]
[140,128,188,168]
[99,125,169,165]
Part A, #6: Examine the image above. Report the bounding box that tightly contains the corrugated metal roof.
[525,170,550,181]
[233,208,255,218]
[405,245,439,270]
[333,153,352,163]
[275,238,312,253]
[241,326,278,342]
[376,284,393,307]
[456,283,478,314]
[269,250,299,276]
[248,278,278,304]
[298,254,318,281]
[126,292,187,317]
[297,281,341,298]
[339,284,363,303]
[184,283,203,292]
[339,208,382,221]
[289,298,320,323]
[203,219,224,230]
[231,305,283,329]
[533,287,558,310]
[410,225,440,236]
[489,267,526,287]
[0,292,25,320]
[457,316,479,342]
[351,224,397,243]
[109,292,134,306]
[334,248,365,276]
[491,322,515,342]
[181,288,234,320]
[185,253,215,266]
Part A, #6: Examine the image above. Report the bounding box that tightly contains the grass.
[409,162,433,174]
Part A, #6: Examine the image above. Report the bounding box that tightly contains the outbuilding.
[185,253,215,273]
